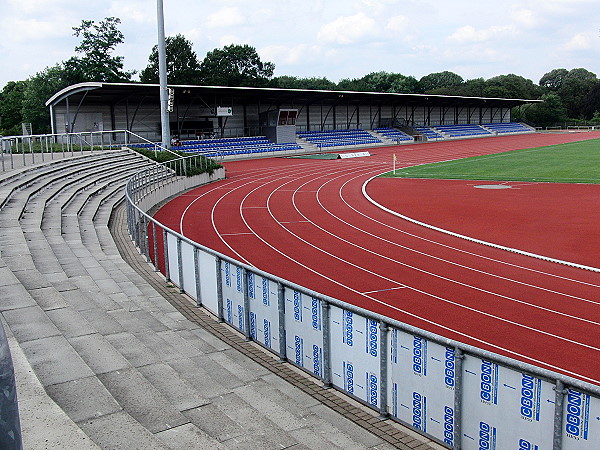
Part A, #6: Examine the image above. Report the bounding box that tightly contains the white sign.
[338,151,371,159]
[216,106,233,116]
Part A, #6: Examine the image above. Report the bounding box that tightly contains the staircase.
[0,150,436,448]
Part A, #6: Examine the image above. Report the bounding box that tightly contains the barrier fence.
[125,155,600,449]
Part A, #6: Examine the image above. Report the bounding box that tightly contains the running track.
[153,132,600,385]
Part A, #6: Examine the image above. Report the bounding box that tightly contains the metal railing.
[125,154,600,449]
[0,130,183,172]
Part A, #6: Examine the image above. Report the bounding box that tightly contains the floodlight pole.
[157,0,171,150]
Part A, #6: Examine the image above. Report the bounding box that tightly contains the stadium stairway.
[0,151,441,449]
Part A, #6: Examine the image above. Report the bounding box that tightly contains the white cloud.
[108,2,154,24]
[318,12,377,45]
[448,24,516,44]
[261,44,324,65]
[562,32,594,51]
[511,9,537,27]
[0,18,72,43]
[385,15,408,32]
[205,7,245,29]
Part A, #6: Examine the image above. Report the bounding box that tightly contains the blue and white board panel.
[197,249,218,315]
[166,233,179,286]
[283,289,324,378]
[329,306,380,408]
[562,389,600,449]
[460,354,555,449]
[247,272,280,353]
[180,240,196,299]
[221,261,245,332]
[387,328,456,445]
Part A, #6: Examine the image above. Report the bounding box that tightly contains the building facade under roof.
[46,82,539,141]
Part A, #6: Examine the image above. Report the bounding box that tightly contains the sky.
[1,0,599,88]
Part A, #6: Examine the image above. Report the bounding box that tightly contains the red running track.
[153,132,600,385]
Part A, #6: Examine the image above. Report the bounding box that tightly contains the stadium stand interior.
[297,129,383,148]
[373,127,414,142]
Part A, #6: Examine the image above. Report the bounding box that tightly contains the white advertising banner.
[197,250,218,315]
[283,289,324,378]
[247,273,280,353]
[221,261,245,332]
[562,388,600,449]
[166,233,179,286]
[387,328,456,445]
[329,306,380,408]
[180,241,196,299]
[461,354,555,449]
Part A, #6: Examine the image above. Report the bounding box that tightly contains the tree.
[539,68,569,91]
[64,17,134,82]
[483,74,541,99]
[0,81,27,135]
[139,34,202,84]
[199,44,275,87]
[270,75,337,90]
[336,72,419,93]
[21,65,72,133]
[513,93,566,127]
[583,82,600,119]
[419,71,464,93]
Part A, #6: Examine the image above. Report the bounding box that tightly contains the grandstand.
[297,129,382,148]
[373,127,414,142]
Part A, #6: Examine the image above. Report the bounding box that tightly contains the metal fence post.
[453,347,465,449]
[322,301,332,388]
[378,321,389,419]
[215,257,224,322]
[151,222,159,271]
[176,237,184,293]
[277,282,286,361]
[193,246,202,306]
[243,268,251,341]
[553,380,566,450]
[163,229,170,282]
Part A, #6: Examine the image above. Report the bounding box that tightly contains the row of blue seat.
[299,129,383,147]
[373,128,413,141]
[189,143,303,157]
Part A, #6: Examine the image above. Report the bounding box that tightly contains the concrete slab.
[68,333,130,374]
[46,307,97,338]
[137,362,210,411]
[29,286,70,311]
[0,266,20,287]
[45,376,122,423]
[97,368,189,433]
[2,306,61,342]
[78,411,169,450]
[12,268,52,290]
[19,335,95,386]
[8,331,101,450]
[183,404,245,443]
[154,422,224,450]
[104,332,159,368]
[79,308,125,336]
[0,283,38,311]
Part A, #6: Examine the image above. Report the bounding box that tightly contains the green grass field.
[382,138,600,184]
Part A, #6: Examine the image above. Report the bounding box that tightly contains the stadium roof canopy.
[47,82,540,110]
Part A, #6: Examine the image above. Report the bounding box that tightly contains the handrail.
[124,153,600,449]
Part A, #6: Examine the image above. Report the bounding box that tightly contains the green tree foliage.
[483,74,541,99]
[270,76,337,90]
[513,93,566,127]
[337,71,419,93]
[139,34,202,84]
[583,82,600,119]
[22,65,72,133]
[0,81,27,135]
[63,17,134,82]
[540,68,598,118]
[419,71,464,93]
[199,44,275,87]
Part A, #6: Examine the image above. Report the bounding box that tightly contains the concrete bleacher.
[130,137,303,158]
[434,124,491,138]
[414,127,444,140]
[482,122,534,134]
[298,129,383,148]
[0,150,439,449]
[373,128,414,142]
